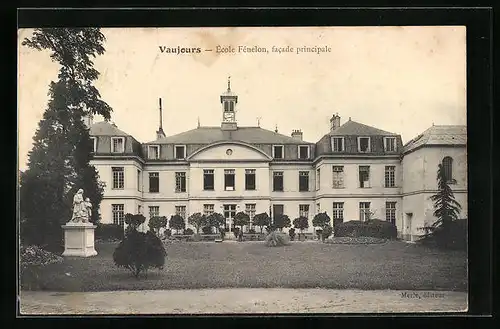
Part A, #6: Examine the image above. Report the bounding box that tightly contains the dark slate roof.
[90,121,130,136]
[147,126,312,145]
[329,119,398,136]
[403,125,467,154]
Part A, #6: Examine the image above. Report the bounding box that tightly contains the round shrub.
[334,219,397,239]
[113,230,167,278]
[265,231,290,247]
[184,228,194,236]
[288,227,296,241]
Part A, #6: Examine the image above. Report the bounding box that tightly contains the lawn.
[21,240,467,292]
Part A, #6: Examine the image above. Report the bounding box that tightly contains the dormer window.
[384,137,397,152]
[175,145,186,159]
[148,145,160,159]
[111,137,125,153]
[273,145,284,159]
[298,145,310,159]
[90,137,97,153]
[331,137,344,152]
[357,137,371,153]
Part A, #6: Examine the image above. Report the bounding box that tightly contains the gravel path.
[19,289,467,314]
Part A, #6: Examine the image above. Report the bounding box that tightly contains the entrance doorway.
[404,212,413,241]
[223,204,237,232]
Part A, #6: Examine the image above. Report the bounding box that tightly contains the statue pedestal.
[61,222,98,257]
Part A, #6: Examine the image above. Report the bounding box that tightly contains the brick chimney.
[291,129,303,141]
[330,114,341,132]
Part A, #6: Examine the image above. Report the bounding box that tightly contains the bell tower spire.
[220,76,238,131]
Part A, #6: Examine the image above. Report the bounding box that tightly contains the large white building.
[87,80,467,241]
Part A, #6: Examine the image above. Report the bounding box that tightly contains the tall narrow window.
[175,172,186,192]
[272,204,284,222]
[333,202,344,222]
[359,202,371,221]
[175,205,186,220]
[111,137,125,153]
[299,171,309,192]
[90,137,97,153]
[385,166,396,187]
[112,204,125,226]
[203,169,214,190]
[175,145,186,159]
[316,203,321,214]
[332,137,344,152]
[298,145,310,159]
[386,202,397,225]
[138,205,142,215]
[224,169,235,191]
[148,145,160,159]
[149,206,159,219]
[149,172,159,193]
[316,168,321,191]
[358,137,371,152]
[245,169,256,190]
[299,204,310,219]
[273,145,284,159]
[384,137,397,152]
[112,167,124,189]
[137,169,141,191]
[442,157,454,183]
[332,166,344,188]
[203,204,214,217]
[359,166,370,188]
[245,204,256,229]
[273,171,284,191]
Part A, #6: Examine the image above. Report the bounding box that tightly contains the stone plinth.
[61,223,98,257]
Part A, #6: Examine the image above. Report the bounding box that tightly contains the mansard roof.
[329,119,399,136]
[147,126,313,145]
[403,125,467,154]
[89,121,130,136]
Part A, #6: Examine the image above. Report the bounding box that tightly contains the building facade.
[88,80,467,240]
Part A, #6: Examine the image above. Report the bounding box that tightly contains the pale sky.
[18,26,466,170]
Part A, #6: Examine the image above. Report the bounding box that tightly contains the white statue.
[70,189,90,223]
[85,197,92,222]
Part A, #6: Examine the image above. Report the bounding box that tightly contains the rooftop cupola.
[220,76,238,131]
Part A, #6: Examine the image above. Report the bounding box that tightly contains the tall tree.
[428,163,462,232]
[20,28,111,250]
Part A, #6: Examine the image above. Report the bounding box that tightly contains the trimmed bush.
[322,225,333,240]
[95,223,124,241]
[164,229,172,238]
[265,231,290,247]
[334,219,397,239]
[113,230,167,278]
[202,226,213,234]
[233,227,240,239]
[288,227,296,241]
[184,228,194,236]
[148,216,168,237]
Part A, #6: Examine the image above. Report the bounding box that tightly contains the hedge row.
[334,219,397,239]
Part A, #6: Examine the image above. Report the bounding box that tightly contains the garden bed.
[325,237,387,244]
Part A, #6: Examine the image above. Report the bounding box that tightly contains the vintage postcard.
[18,26,467,314]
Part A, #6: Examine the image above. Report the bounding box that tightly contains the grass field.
[21,240,467,292]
